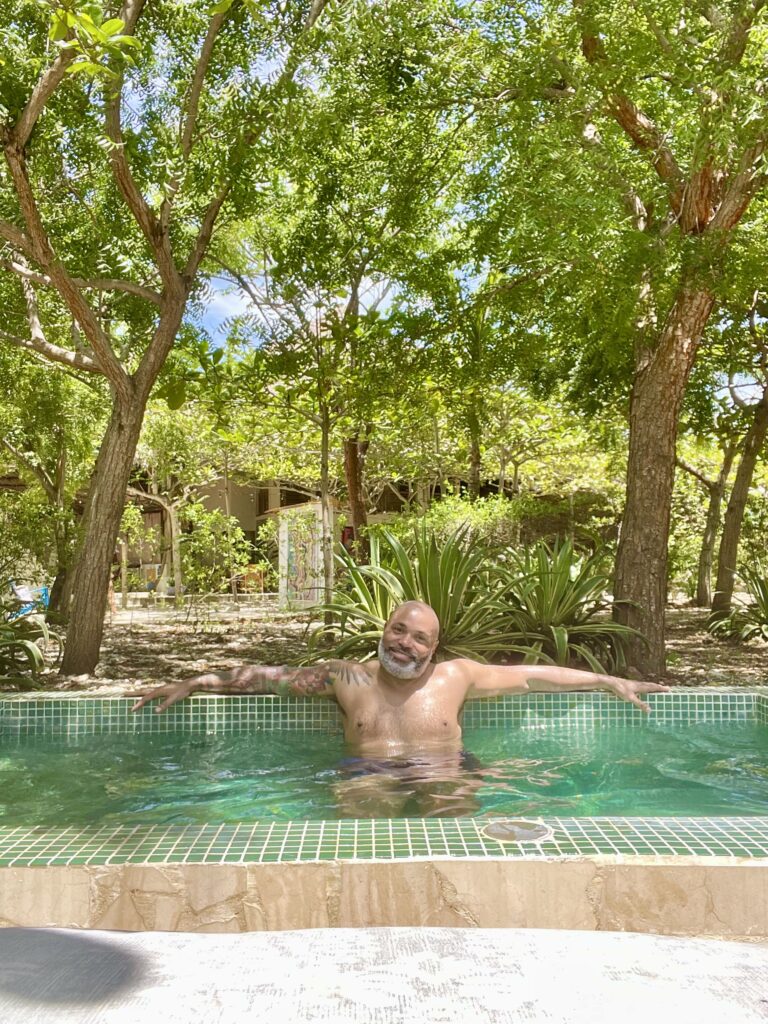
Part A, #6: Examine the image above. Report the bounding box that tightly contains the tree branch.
[707,140,767,232]
[104,92,175,281]
[104,0,181,286]
[675,456,714,490]
[576,3,685,205]
[182,12,228,160]
[606,95,685,193]
[1,257,162,305]
[0,436,56,501]
[720,0,768,65]
[0,220,35,259]
[0,326,100,374]
[14,38,78,148]
[728,372,751,409]
[2,143,131,399]
[159,10,229,231]
[184,187,229,282]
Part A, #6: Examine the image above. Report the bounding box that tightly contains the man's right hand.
[131,679,198,713]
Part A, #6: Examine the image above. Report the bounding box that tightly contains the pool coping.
[1,688,767,867]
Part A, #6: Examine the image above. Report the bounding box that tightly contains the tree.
[0,0,332,673]
[215,6,474,558]
[453,1,768,672]
[711,313,768,614]
[0,347,105,610]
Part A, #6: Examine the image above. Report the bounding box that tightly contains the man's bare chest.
[336,677,466,742]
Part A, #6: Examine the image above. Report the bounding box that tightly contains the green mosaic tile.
[1,688,764,737]
[1,690,767,868]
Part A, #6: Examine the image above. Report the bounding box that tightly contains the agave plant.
[497,539,640,673]
[307,525,512,662]
[709,566,768,643]
[0,574,62,684]
[0,606,59,685]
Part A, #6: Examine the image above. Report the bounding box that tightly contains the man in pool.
[131,600,669,817]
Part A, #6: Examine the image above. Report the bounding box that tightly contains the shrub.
[308,525,511,662]
[0,600,62,685]
[709,566,768,642]
[498,539,639,673]
[180,504,251,594]
[309,530,640,675]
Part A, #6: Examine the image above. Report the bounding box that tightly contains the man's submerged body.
[132,601,670,817]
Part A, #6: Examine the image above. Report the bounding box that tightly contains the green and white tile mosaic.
[1,689,765,737]
[1,690,766,867]
[0,816,767,867]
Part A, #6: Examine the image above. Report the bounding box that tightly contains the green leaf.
[66,60,106,76]
[209,0,235,13]
[164,381,188,410]
[101,19,126,36]
[49,13,69,41]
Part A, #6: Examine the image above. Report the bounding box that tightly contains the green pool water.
[1,722,767,825]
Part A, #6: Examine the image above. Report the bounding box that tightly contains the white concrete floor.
[1,926,767,1023]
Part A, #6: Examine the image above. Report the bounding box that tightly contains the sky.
[198,279,253,341]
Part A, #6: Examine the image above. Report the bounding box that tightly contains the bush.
[308,525,511,662]
[498,539,638,673]
[709,566,768,642]
[309,529,639,674]
[180,504,251,594]
[0,599,62,684]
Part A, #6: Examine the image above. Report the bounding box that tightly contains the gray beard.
[377,638,429,680]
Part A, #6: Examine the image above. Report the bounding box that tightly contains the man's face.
[378,608,438,680]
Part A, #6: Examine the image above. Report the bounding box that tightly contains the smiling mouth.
[389,649,413,662]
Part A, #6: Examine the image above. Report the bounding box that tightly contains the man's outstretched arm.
[463,662,670,713]
[131,661,368,713]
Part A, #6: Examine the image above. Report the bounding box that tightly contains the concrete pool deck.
[1,926,767,1023]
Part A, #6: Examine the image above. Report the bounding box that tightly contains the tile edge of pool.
[2,689,767,866]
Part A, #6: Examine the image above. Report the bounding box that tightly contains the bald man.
[131,601,669,817]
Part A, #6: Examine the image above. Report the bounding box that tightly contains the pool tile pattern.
[1,817,767,867]
[1,688,765,736]
[2,689,766,867]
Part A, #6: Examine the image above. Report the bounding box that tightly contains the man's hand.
[130,678,205,713]
[606,678,670,713]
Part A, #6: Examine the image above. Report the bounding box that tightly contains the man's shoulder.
[325,659,377,687]
[431,658,481,684]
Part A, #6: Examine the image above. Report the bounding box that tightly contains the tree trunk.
[343,434,369,561]
[222,453,238,598]
[467,405,482,501]
[711,389,768,616]
[695,445,735,606]
[169,503,183,607]
[319,401,334,622]
[47,568,69,616]
[613,285,715,676]
[120,538,128,610]
[60,389,147,674]
[156,507,173,594]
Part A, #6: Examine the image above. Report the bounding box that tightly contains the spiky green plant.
[709,566,768,642]
[308,525,512,661]
[498,539,640,673]
[0,604,60,685]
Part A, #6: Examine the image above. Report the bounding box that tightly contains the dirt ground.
[13,603,768,696]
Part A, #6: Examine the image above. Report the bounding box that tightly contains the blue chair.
[7,582,50,621]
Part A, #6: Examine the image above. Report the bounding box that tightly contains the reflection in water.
[332,751,486,818]
[330,752,587,818]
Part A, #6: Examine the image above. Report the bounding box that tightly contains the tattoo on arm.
[204,661,371,699]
